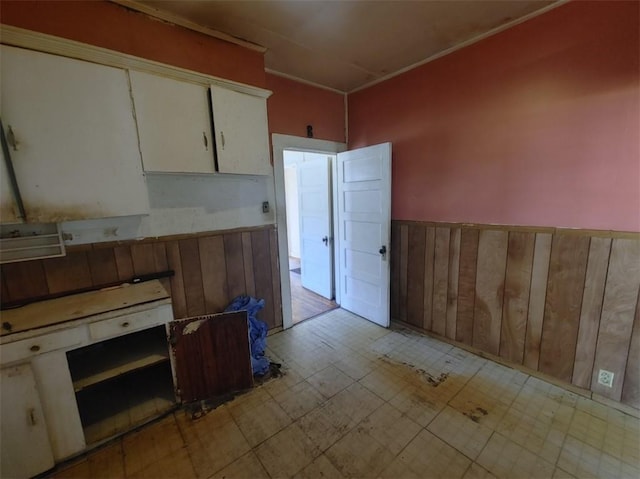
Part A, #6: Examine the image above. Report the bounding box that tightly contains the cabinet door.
[1,364,55,478]
[129,71,215,174]
[0,143,21,224]
[210,85,272,175]
[169,311,253,403]
[0,46,149,223]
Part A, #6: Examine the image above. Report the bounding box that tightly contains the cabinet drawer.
[1,328,84,364]
[88,305,172,341]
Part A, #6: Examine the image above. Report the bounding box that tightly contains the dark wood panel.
[406,224,426,328]
[622,292,640,408]
[223,233,246,301]
[500,231,535,364]
[269,228,283,327]
[432,227,450,337]
[2,260,49,303]
[390,222,401,320]
[198,236,228,314]
[179,238,206,318]
[153,243,169,270]
[473,230,508,355]
[524,233,552,371]
[0,226,279,328]
[573,238,611,388]
[251,229,275,329]
[212,312,254,392]
[539,234,590,382]
[166,241,188,319]
[242,232,256,298]
[456,228,479,345]
[446,228,461,340]
[152,243,171,292]
[422,226,436,331]
[43,251,93,294]
[591,238,640,401]
[0,270,9,303]
[398,224,409,322]
[113,245,134,281]
[130,243,157,276]
[170,311,252,403]
[86,247,119,286]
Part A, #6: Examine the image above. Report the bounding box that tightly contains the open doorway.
[283,150,338,324]
[273,135,392,330]
[272,134,347,330]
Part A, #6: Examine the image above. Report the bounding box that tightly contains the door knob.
[322,236,329,245]
[379,245,387,255]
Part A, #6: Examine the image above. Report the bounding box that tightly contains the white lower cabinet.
[0,363,55,479]
[0,293,176,478]
[0,282,252,478]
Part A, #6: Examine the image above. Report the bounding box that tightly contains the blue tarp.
[224,295,270,376]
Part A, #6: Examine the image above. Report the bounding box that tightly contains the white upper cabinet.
[210,85,272,176]
[0,144,21,224]
[129,71,215,174]
[0,46,149,223]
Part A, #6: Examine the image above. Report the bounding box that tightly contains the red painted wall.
[348,1,640,232]
[266,74,345,143]
[1,0,266,88]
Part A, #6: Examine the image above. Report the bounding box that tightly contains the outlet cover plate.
[598,369,614,388]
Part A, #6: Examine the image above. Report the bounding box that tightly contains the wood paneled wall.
[0,225,282,330]
[391,221,640,409]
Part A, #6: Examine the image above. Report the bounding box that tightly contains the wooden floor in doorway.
[289,258,338,324]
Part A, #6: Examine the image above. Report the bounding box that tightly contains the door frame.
[272,134,346,330]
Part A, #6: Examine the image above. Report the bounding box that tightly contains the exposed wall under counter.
[1,225,283,331]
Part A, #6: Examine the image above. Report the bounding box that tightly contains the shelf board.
[71,338,170,392]
[77,362,176,445]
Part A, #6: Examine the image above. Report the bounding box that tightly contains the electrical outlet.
[597,369,614,388]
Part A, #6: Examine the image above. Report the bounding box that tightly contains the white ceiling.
[126,0,559,93]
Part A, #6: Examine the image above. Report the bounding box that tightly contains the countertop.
[0,280,170,337]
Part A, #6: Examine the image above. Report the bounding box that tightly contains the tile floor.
[52,309,640,479]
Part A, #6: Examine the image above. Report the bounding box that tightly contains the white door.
[298,156,333,299]
[336,143,392,327]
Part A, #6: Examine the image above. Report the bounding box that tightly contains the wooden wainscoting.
[391,220,640,409]
[0,225,282,330]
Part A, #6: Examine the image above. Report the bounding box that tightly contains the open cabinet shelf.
[77,362,175,445]
[66,326,176,445]
[69,329,170,392]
